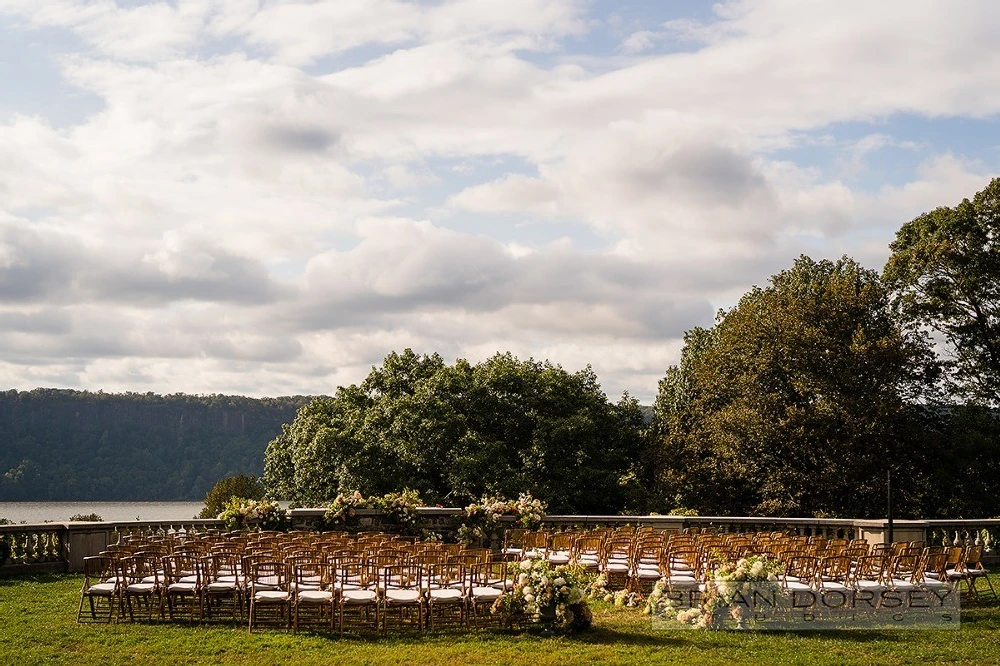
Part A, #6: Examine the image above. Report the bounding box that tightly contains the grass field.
[2,574,1000,665]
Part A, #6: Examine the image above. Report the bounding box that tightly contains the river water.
[0,501,208,524]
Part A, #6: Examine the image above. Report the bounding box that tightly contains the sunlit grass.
[1,574,999,665]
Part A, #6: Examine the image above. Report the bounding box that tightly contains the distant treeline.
[0,389,310,501]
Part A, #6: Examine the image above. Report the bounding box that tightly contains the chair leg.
[981,574,997,598]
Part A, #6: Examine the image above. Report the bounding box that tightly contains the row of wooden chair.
[79,532,513,633]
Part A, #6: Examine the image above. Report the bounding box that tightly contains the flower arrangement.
[458,492,546,545]
[645,555,784,630]
[586,573,644,607]
[368,488,423,529]
[218,498,289,531]
[493,558,592,631]
[319,488,423,533]
[321,490,366,529]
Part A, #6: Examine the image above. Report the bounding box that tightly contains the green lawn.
[2,574,1000,665]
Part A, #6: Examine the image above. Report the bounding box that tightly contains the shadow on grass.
[0,572,72,587]
[566,626,686,647]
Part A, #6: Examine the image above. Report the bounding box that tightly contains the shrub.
[69,513,103,522]
[200,474,264,519]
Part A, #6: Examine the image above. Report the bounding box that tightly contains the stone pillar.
[65,522,114,572]
[853,519,929,545]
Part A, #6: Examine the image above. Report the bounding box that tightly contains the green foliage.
[264,350,645,513]
[0,389,309,501]
[199,474,265,518]
[884,178,1000,405]
[650,255,939,518]
[68,513,103,522]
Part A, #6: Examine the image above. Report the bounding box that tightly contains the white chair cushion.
[634,568,661,580]
[297,590,334,602]
[126,583,155,593]
[254,590,290,602]
[429,588,463,602]
[342,589,377,603]
[471,586,502,600]
[921,579,950,589]
[207,582,237,592]
[385,589,422,603]
[88,583,117,595]
[168,582,198,593]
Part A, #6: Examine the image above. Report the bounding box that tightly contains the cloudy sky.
[1,0,998,402]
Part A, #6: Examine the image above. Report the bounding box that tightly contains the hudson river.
[0,502,208,523]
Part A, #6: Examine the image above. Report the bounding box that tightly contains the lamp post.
[886,468,894,545]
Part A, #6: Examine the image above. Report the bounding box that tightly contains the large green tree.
[884,178,1000,405]
[262,349,645,513]
[650,256,938,518]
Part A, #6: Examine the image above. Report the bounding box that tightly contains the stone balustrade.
[2,511,998,574]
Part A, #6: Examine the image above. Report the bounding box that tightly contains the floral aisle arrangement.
[457,492,546,546]
[586,573,644,608]
[218,498,289,531]
[644,555,784,630]
[494,558,592,632]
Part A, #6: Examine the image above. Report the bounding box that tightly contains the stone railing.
[0,523,66,574]
[3,512,998,574]
[540,515,860,540]
[0,519,223,575]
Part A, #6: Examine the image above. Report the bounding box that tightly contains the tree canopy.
[263,350,645,513]
[884,177,1000,405]
[649,256,941,518]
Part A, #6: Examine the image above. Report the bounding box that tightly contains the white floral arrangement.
[322,490,366,528]
[459,492,547,545]
[218,497,288,531]
[320,488,423,532]
[494,558,591,630]
[587,573,643,607]
[645,555,783,630]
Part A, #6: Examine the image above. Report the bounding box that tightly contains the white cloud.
[0,0,998,401]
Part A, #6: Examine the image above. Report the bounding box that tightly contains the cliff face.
[0,389,311,501]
